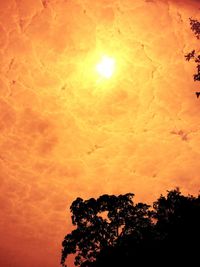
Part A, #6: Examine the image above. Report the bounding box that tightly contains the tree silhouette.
[61,189,200,267]
[185,18,200,89]
[152,189,200,265]
[61,193,152,267]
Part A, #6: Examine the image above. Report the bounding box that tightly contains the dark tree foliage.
[61,189,200,267]
[185,18,200,84]
[61,193,152,267]
[189,18,200,39]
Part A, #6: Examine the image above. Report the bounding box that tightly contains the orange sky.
[0,0,200,266]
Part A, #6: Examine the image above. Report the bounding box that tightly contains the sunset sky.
[0,0,200,266]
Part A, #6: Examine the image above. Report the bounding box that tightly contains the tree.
[153,188,200,264]
[90,189,200,267]
[61,193,152,267]
[185,18,200,86]
[61,189,200,267]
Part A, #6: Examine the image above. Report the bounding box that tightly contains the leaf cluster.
[185,18,200,82]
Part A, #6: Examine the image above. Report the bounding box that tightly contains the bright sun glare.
[96,56,116,79]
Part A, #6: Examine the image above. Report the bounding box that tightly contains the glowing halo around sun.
[96,56,116,79]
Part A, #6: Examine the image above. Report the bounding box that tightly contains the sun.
[96,56,116,79]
